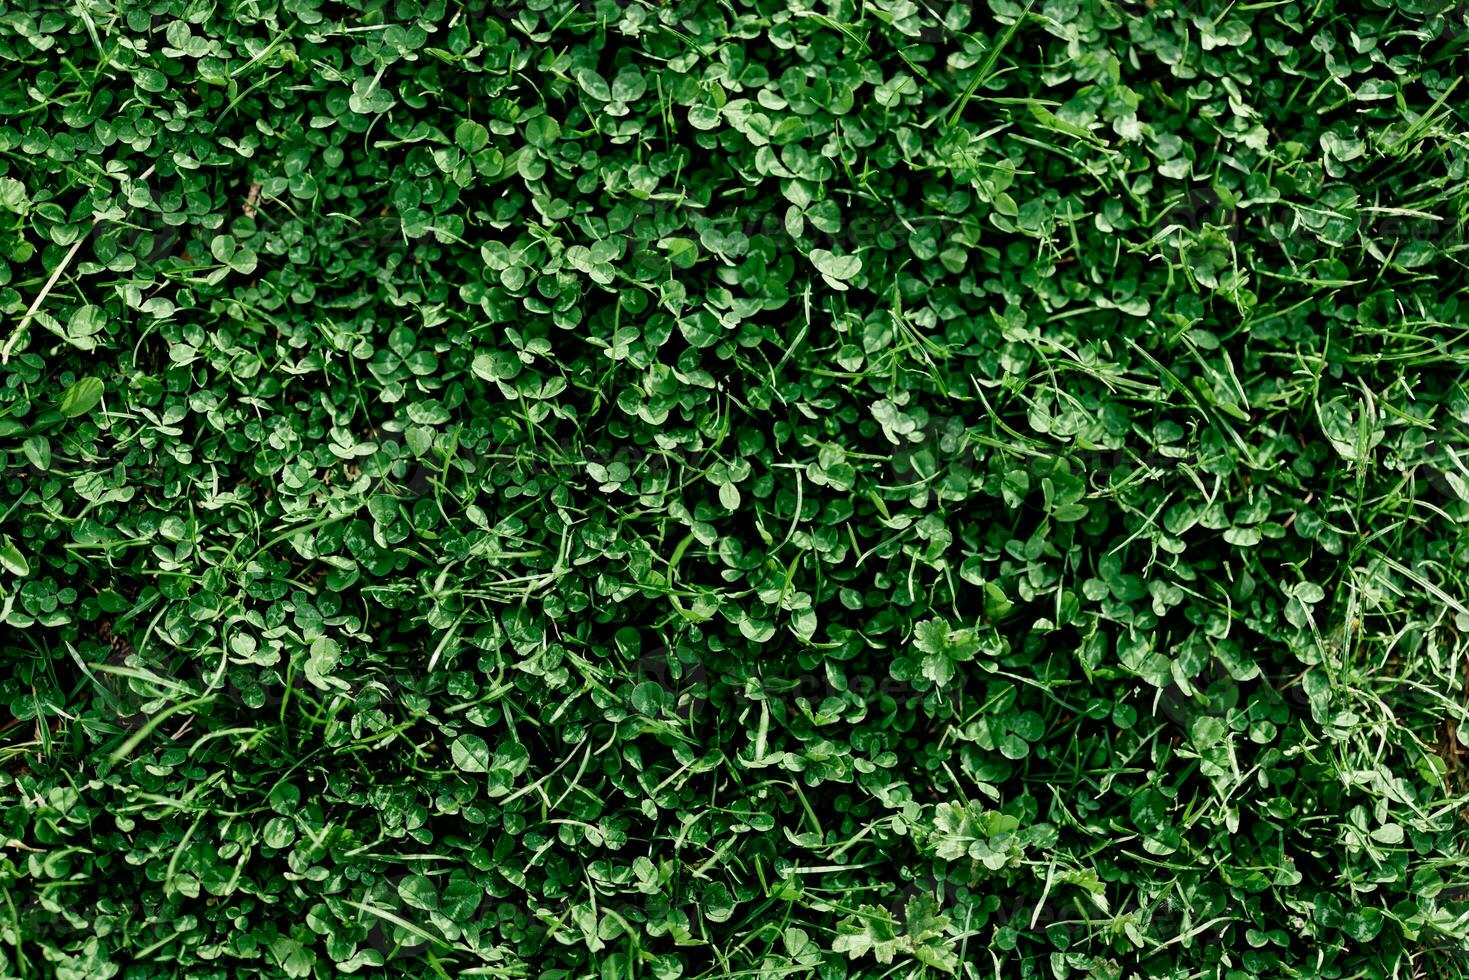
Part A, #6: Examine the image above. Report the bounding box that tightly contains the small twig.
[1,162,157,364]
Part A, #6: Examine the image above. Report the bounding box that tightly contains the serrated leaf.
[831,906,904,964]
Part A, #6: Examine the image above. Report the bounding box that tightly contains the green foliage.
[2,0,1469,977]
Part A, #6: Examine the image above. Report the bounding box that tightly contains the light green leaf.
[455,120,489,153]
[832,906,904,964]
[22,436,50,471]
[304,637,348,691]
[349,77,396,114]
[397,874,438,912]
[810,248,862,280]
[0,536,29,577]
[451,734,490,772]
[440,878,482,922]
[0,177,28,214]
[525,115,561,148]
[58,377,105,418]
[67,305,106,339]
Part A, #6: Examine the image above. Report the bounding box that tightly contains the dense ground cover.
[3,0,1469,977]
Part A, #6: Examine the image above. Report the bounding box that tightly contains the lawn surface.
[3,1,1469,978]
